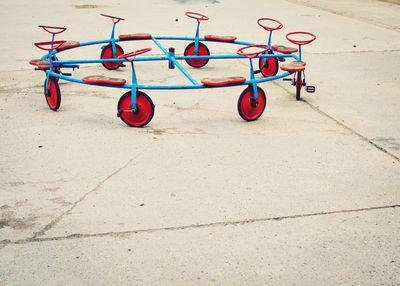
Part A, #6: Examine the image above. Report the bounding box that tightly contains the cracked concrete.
[0,0,399,285]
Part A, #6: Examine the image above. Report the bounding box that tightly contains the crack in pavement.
[285,0,400,32]
[272,81,400,162]
[28,144,154,240]
[303,101,400,161]
[2,204,399,247]
[304,49,400,55]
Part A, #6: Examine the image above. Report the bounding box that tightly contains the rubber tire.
[117,91,155,127]
[184,42,210,68]
[296,71,302,101]
[237,86,266,121]
[258,51,278,77]
[100,44,124,70]
[44,77,61,111]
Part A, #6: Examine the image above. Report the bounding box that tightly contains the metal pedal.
[306,86,315,93]
[254,69,261,74]
[120,64,126,67]
[278,57,286,62]
[283,78,295,85]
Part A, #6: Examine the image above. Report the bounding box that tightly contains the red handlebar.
[100,13,125,24]
[118,48,152,61]
[38,25,66,34]
[34,40,67,51]
[185,12,209,21]
[237,44,269,59]
[257,18,283,32]
[286,31,316,46]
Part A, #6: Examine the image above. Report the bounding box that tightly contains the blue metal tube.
[52,53,298,66]
[111,23,117,56]
[151,37,198,85]
[194,22,200,54]
[48,69,291,91]
[51,36,256,57]
[299,45,302,61]
[131,63,138,109]
[249,59,258,100]
[268,31,272,47]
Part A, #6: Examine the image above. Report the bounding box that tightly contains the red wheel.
[258,52,278,77]
[184,42,210,68]
[117,91,155,127]
[44,77,61,111]
[237,86,266,121]
[296,71,303,101]
[100,44,124,70]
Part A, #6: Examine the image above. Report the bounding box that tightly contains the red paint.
[119,33,152,40]
[286,32,316,46]
[272,45,298,54]
[204,35,237,42]
[118,48,152,61]
[118,91,155,127]
[185,12,209,21]
[38,25,66,34]
[201,76,246,87]
[184,42,210,68]
[100,44,124,70]
[34,40,66,51]
[82,76,126,85]
[100,13,125,24]
[45,77,61,111]
[237,44,268,59]
[257,18,283,31]
[56,41,80,51]
[237,87,266,121]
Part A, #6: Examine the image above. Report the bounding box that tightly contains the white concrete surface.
[0,0,399,285]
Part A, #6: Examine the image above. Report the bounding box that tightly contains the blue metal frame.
[39,27,302,107]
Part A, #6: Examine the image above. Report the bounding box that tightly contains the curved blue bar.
[41,34,299,91]
[48,69,293,91]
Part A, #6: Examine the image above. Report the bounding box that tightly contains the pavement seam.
[271,81,400,162]
[29,144,153,240]
[304,49,400,55]
[303,101,400,161]
[285,0,400,32]
[3,204,399,247]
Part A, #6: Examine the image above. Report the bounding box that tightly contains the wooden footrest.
[29,59,50,70]
[56,41,80,51]
[272,45,298,54]
[280,61,306,72]
[119,33,152,40]
[204,35,237,42]
[201,76,246,87]
[82,75,126,85]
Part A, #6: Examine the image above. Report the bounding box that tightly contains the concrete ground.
[0,0,399,285]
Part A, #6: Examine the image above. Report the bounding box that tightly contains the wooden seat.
[119,33,152,40]
[201,76,246,87]
[29,59,50,70]
[272,45,298,54]
[56,41,80,51]
[280,61,306,72]
[204,35,237,42]
[82,75,126,85]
